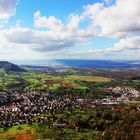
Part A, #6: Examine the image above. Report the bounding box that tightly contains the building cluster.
[102,87,140,104]
[0,86,139,128]
[105,87,140,97]
[0,92,85,128]
[105,86,140,97]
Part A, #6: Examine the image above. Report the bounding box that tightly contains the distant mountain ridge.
[55,60,140,69]
[0,61,24,72]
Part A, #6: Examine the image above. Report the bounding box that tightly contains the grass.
[133,80,140,83]
[7,124,32,133]
[64,75,111,82]
[0,124,36,140]
[0,70,111,91]
[49,83,61,90]
[62,128,99,140]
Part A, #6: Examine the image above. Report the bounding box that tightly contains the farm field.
[0,69,111,92]
[0,103,140,140]
[0,66,140,140]
[0,124,38,140]
[0,0,140,138]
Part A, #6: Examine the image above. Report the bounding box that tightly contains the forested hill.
[0,61,24,72]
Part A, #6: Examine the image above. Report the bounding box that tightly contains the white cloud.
[0,0,19,28]
[34,10,41,19]
[34,14,63,30]
[74,36,140,56]
[34,11,84,31]
[83,0,140,38]
[0,0,140,60]
[105,36,140,53]
[30,11,96,52]
[0,24,95,53]
[0,0,18,20]
[34,0,140,45]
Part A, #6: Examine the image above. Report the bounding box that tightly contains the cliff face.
[0,61,24,72]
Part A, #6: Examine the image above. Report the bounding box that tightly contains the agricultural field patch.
[0,124,38,140]
[0,69,112,92]
[64,75,111,82]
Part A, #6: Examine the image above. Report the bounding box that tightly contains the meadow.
[0,68,139,140]
[0,69,111,92]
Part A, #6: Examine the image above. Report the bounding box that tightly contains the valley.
[0,63,140,140]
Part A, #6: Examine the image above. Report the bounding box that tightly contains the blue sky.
[0,0,140,61]
[8,0,101,27]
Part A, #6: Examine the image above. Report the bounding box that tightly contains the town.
[0,85,139,128]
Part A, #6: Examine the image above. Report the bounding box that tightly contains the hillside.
[0,61,24,72]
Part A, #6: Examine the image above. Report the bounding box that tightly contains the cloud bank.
[0,0,140,60]
[0,0,18,28]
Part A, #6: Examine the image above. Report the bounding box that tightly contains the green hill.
[0,61,24,72]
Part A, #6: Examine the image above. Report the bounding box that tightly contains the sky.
[0,0,140,61]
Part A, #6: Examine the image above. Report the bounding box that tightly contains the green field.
[0,69,111,92]
[64,75,111,82]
